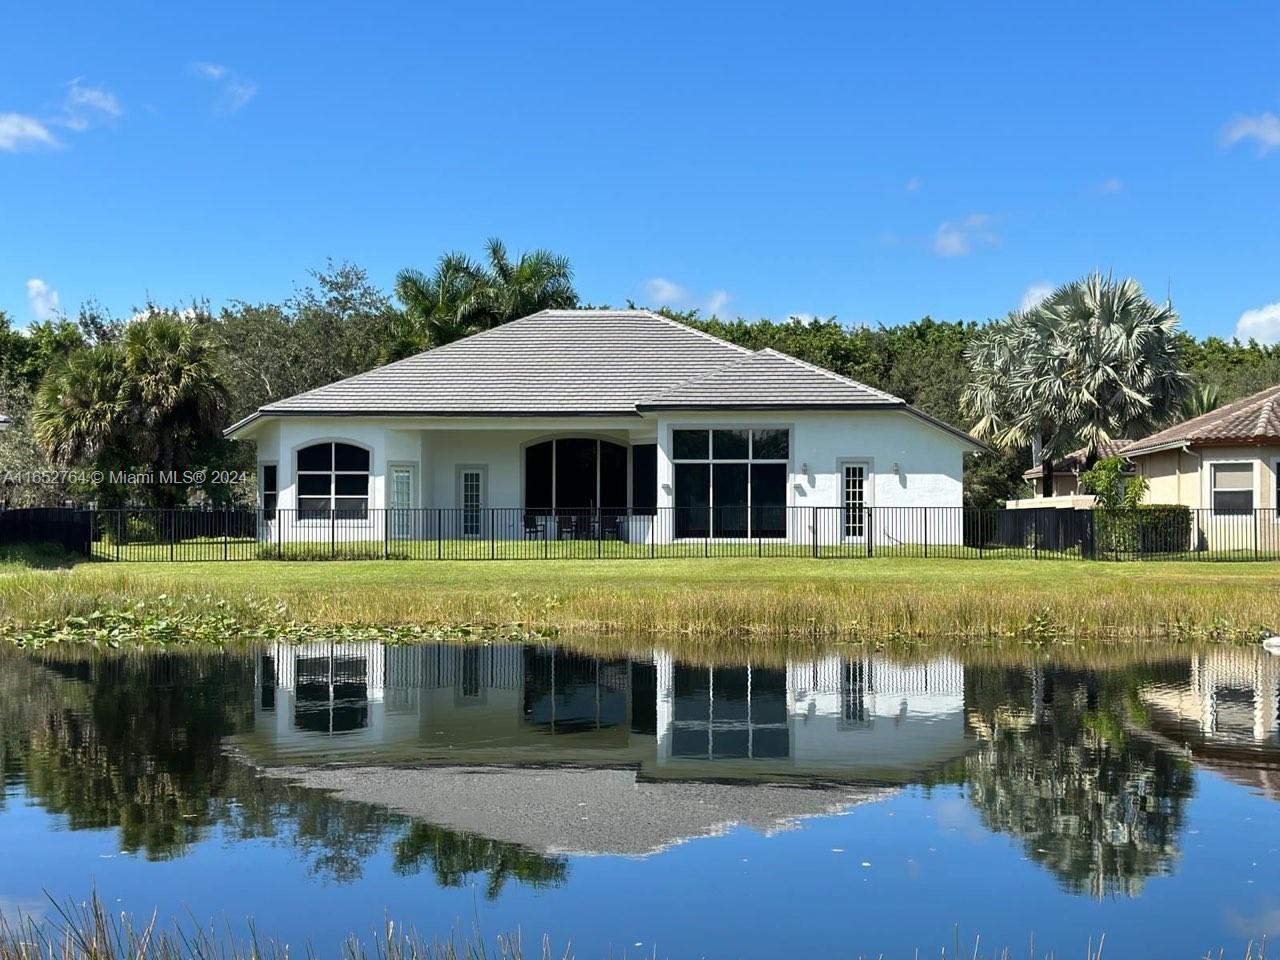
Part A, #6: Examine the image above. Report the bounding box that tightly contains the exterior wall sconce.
[892,462,901,475]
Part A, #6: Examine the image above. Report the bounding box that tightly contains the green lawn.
[2,547,1278,641]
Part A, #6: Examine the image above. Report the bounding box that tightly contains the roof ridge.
[637,310,755,356]
[754,347,903,404]
[641,350,766,403]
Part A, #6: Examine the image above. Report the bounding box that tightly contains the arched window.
[296,442,370,518]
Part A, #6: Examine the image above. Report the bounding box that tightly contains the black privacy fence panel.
[0,508,93,556]
[5,505,1266,562]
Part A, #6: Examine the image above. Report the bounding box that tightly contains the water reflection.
[3,642,1280,900]
[247,644,970,783]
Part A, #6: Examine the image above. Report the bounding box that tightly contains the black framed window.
[671,428,790,538]
[523,438,630,514]
[296,442,370,518]
[261,464,277,520]
[631,444,657,516]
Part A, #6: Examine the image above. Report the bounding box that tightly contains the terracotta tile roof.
[1122,383,1280,457]
[1022,439,1130,479]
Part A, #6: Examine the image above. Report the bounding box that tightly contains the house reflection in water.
[248,643,970,782]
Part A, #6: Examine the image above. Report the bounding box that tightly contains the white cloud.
[643,277,688,305]
[641,278,730,317]
[65,78,122,119]
[704,290,729,315]
[933,213,995,257]
[1235,301,1280,344]
[904,176,921,192]
[26,278,61,321]
[191,62,257,112]
[1019,282,1054,312]
[1221,112,1280,154]
[223,79,258,111]
[1093,176,1124,194]
[0,113,58,151]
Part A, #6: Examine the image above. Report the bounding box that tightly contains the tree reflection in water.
[0,653,567,896]
[0,647,1212,901]
[962,663,1194,898]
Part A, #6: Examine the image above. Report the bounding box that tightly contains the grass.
[0,895,1267,960]
[2,545,1279,642]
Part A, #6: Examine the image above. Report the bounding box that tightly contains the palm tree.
[34,312,229,505]
[962,274,1192,495]
[33,345,128,466]
[392,238,577,353]
[120,313,229,486]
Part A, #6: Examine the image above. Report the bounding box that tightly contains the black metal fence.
[11,504,1267,562]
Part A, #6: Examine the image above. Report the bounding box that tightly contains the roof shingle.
[638,348,900,409]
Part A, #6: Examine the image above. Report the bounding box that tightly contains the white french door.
[390,466,415,538]
[842,462,868,539]
[461,468,484,537]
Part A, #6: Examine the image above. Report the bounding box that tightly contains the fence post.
[650,512,656,559]
[923,507,929,559]
[811,507,819,558]
[436,509,442,560]
[491,510,496,560]
[276,507,282,557]
[384,508,390,560]
[867,508,874,558]
[223,508,229,561]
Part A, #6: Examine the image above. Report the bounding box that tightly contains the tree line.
[1,241,1277,508]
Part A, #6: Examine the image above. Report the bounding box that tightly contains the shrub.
[1095,505,1192,556]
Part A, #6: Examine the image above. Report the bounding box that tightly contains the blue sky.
[2,2,1278,341]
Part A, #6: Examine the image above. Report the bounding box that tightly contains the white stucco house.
[225,309,982,546]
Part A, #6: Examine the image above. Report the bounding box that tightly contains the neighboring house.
[1012,439,1131,509]
[1122,383,1280,515]
[0,412,10,432]
[226,309,983,545]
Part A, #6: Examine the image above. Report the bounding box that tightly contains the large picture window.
[1210,462,1253,515]
[296,442,370,518]
[672,428,789,538]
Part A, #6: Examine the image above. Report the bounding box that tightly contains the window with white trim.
[1210,462,1253,514]
[671,428,788,538]
[296,442,370,518]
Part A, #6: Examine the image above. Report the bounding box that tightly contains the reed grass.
[2,549,1277,643]
[0,895,1267,960]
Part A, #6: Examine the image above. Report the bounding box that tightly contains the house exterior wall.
[1134,444,1280,511]
[246,408,972,544]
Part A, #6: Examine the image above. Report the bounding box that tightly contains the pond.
[1,640,1278,958]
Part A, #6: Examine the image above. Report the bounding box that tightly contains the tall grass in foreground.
[0,897,1268,960]
[2,549,1278,642]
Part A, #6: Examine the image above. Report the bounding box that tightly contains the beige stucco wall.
[1134,445,1280,510]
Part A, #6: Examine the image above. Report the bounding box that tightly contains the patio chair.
[558,515,578,540]
[523,513,547,539]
